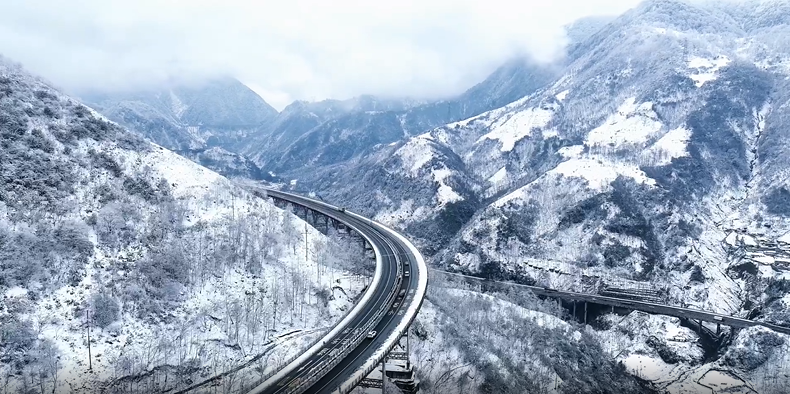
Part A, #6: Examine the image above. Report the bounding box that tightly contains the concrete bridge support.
[584,301,588,324]
[358,331,419,393]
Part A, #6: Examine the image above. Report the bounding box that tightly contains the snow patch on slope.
[488,166,508,184]
[169,90,189,119]
[373,199,431,227]
[476,107,554,152]
[688,56,731,87]
[597,312,706,389]
[433,168,463,205]
[144,145,225,198]
[551,158,655,190]
[558,145,585,158]
[586,98,662,148]
[645,126,692,164]
[4,286,27,298]
[395,134,435,175]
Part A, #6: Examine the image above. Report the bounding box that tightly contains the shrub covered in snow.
[91,292,120,328]
[723,327,785,371]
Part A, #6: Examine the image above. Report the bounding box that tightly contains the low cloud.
[0,0,641,109]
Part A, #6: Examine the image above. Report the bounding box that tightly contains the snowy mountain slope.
[169,77,278,128]
[82,77,278,180]
[245,58,557,176]
[239,94,430,166]
[564,15,618,46]
[269,131,479,256]
[249,59,559,257]
[90,98,201,150]
[318,0,790,390]
[393,0,788,311]
[402,277,653,394]
[85,77,277,132]
[179,146,276,181]
[0,57,363,394]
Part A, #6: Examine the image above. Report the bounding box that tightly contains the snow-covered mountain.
[424,0,790,316]
[0,57,363,394]
[243,58,557,175]
[268,1,790,391]
[79,77,278,181]
[83,77,277,150]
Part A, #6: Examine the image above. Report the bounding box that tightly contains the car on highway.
[337,207,346,213]
[367,330,377,339]
[714,316,723,322]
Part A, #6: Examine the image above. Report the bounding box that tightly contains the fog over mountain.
[0,0,640,109]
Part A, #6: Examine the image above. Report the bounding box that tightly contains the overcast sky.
[0,0,642,110]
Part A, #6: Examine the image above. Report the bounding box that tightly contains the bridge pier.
[306,209,316,225]
[382,356,387,394]
[584,302,588,324]
[572,301,576,322]
[358,331,419,393]
[322,215,331,234]
[270,196,349,238]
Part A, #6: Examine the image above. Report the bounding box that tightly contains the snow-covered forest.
[0,57,370,394]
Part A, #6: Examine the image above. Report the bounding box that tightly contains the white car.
[367,330,377,339]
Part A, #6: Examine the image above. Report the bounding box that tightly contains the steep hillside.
[83,77,277,150]
[241,95,426,170]
[429,0,790,317]
[245,58,557,175]
[406,283,651,394]
[302,0,790,391]
[0,57,363,394]
[80,78,277,181]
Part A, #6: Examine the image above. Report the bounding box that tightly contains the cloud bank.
[0,0,641,109]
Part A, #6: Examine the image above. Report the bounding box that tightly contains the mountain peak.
[174,77,278,127]
[621,0,744,34]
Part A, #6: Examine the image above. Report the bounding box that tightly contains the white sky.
[0,0,642,110]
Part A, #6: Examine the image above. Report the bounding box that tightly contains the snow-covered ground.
[476,107,555,152]
[1,152,368,393]
[395,134,436,175]
[599,312,790,394]
[688,56,731,87]
[585,98,662,148]
[403,278,652,394]
[0,59,369,394]
[408,287,570,394]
